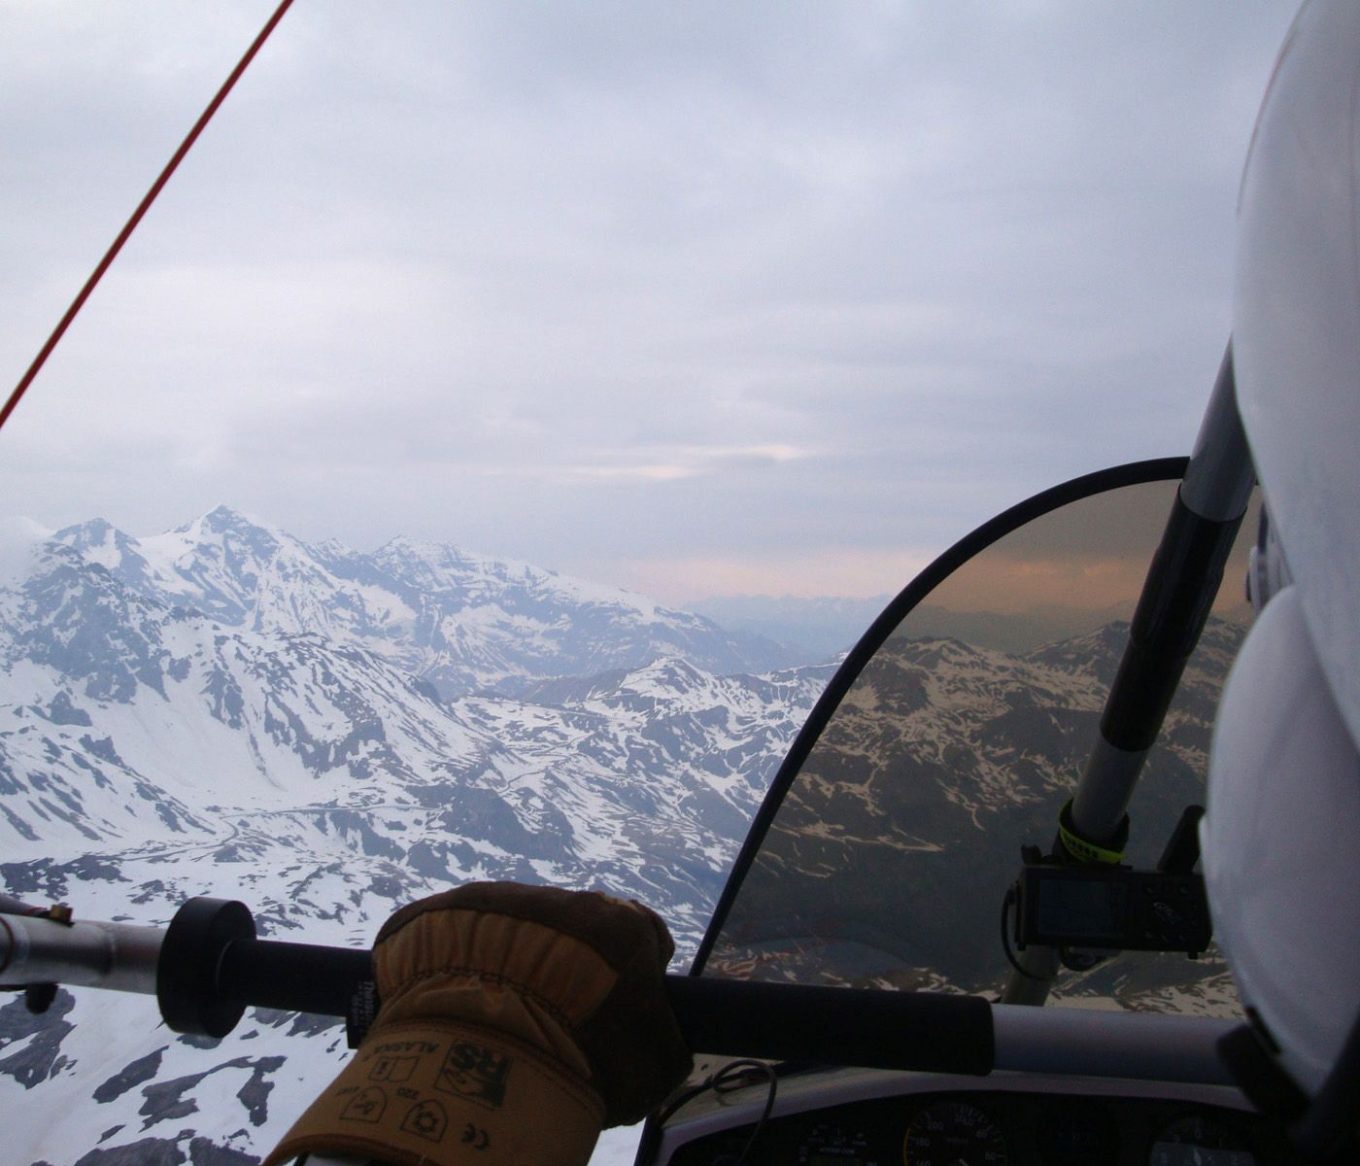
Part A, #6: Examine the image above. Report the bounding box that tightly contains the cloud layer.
[0,2,1296,601]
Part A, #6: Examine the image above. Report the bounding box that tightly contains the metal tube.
[1180,348,1256,523]
[1070,738,1151,842]
[999,945,1061,1006]
[0,914,163,995]
[992,1003,1237,1085]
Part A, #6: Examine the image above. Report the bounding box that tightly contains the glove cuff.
[262,1018,604,1166]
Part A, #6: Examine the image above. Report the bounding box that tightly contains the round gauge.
[1148,1113,1256,1166]
[903,1100,1008,1166]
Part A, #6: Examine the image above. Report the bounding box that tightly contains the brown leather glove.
[264,883,692,1166]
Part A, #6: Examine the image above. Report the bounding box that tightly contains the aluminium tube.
[0,912,163,995]
[991,1002,1236,1085]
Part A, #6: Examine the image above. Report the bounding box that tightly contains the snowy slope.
[0,513,829,1164]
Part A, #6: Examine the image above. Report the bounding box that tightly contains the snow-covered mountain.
[32,507,803,697]
[0,510,831,1165]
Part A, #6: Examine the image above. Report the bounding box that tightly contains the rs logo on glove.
[437,1040,513,1108]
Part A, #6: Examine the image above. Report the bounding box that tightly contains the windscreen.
[700,470,1253,1016]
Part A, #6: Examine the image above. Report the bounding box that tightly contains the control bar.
[0,900,1236,1086]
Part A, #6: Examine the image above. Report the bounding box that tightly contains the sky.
[0,2,1298,605]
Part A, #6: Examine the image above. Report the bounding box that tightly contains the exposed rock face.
[0,509,829,1164]
[706,618,1245,1009]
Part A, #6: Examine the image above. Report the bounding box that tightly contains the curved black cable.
[1001,887,1043,982]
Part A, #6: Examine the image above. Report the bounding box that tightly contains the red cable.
[0,0,296,434]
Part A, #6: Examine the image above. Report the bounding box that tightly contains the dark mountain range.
[706,615,1245,1015]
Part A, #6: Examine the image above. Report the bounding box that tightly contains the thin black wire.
[653,1058,779,1166]
[713,1059,778,1166]
[1001,887,1044,981]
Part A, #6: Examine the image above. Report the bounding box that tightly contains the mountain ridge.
[37,507,805,697]
[0,512,830,1162]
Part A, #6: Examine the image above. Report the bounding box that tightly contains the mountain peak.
[47,518,150,584]
[52,515,123,547]
[183,504,276,538]
[160,507,287,568]
[0,515,54,583]
[205,502,250,523]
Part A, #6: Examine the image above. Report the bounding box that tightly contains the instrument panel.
[664,1082,1303,1166]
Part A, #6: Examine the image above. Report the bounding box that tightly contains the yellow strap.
[1057,800,1126,865]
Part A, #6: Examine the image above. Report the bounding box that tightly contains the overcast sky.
[0,2,1297,604]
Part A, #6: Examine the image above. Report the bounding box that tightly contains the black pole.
[164,899,998,1072]
[665,977,995,1075]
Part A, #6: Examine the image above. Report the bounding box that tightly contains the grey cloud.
[0,3,1298,601]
